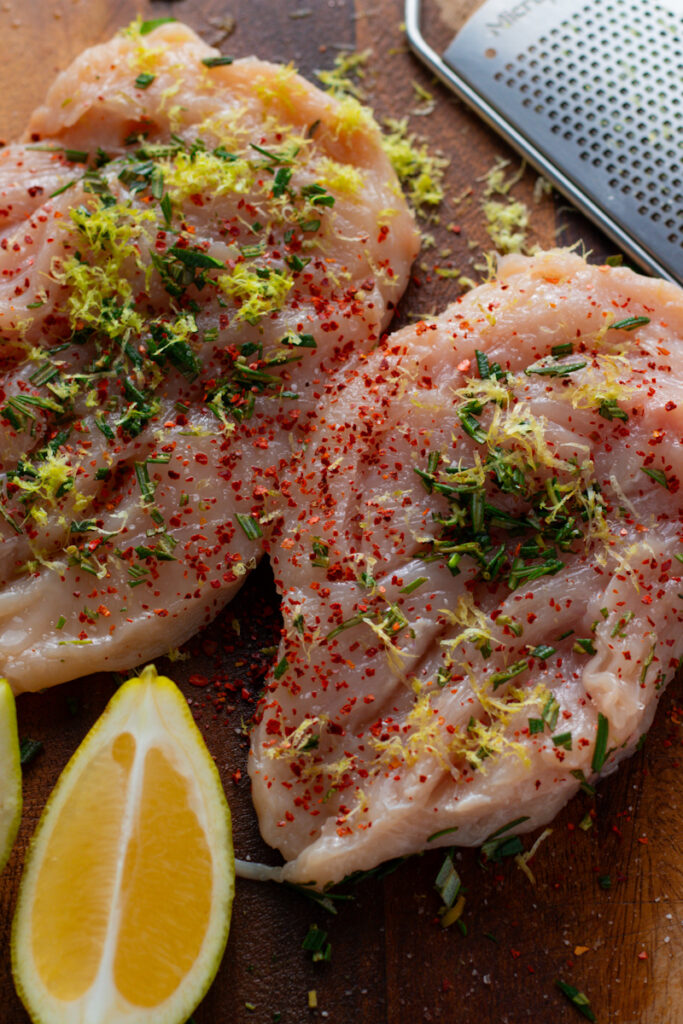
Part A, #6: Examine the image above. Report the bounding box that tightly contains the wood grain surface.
[0,2,681,1023]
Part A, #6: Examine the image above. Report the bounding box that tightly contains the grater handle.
[404,0,680,284]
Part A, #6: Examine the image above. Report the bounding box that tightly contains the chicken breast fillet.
[251,250,683,886]
[0,20,418,691]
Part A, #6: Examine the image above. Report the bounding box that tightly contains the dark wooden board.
[0,2,681,1022]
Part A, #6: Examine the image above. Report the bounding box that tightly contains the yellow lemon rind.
[0,678,22,872]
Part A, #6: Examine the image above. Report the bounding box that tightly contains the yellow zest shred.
[265,715,329,763]
[313,156,364,196]
[161,149,254,201]
[316,49,372,99]
[482,199,529,254]
[380,117,446,214]
[218,263,294,323]
[253,64,304,112]
[440,591,494,658]
[330,95,378,139]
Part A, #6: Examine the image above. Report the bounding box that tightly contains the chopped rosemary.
[552,731,572,750]
[610,611,634,638]
[555,979,596,1022]
[641,466,668,489]
[139,16,176,34]
[570,769,596,796]
[302,924,331,962]
[480,816,529,862]
[490,660,528,690]
[310,538,329,568]
[525,357,587,377]
[273,657,289,680]
[400,576,427,595]
[611,315,650,331]
[19,737,43,768]
[135,73,155,89]
[167,245,224,270]
[434,851,461,908]
[591,713,609,773]
[427,825,459,843]
[49,179,77,198]
[235,513,262,541]
[598,397,628,422]
[529,644,555,661]
[541,695,560,732]
[202,55,234,67]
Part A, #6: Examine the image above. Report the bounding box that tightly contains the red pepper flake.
[637,950,648,960]
[188,673,210,688]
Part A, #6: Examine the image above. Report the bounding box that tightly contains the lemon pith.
[12,665,234,1024]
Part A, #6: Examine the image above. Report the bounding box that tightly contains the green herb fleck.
[302,924,332,962]
[19,737,43,768]
[202,55,235,67]
[611,315,650,331]
[139,17,176,34]
[591,713,609,773]
[555,979,596,1022]
[435,851,461,907]
[273,657,289,680]
[235,513,262,541]
[641,466,668,489]
[135,73,155,89]
[427,825,459,843]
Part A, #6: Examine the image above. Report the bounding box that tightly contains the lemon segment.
[0,678,22,872]
[12,665,234,1024]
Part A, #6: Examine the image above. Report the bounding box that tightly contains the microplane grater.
[405,0,683,285]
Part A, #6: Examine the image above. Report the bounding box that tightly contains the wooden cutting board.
[0,2,681,1022]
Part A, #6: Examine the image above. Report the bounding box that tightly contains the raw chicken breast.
[0,21,418,691]
[251,250,683,887]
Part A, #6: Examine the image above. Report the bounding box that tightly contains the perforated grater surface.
[405,0,683,285]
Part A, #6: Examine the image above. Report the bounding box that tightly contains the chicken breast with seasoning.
[0,20,419,691]
[251,250,683,887]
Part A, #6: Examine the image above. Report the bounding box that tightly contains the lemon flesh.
[12,665,234,1024]
[0,678,22,872]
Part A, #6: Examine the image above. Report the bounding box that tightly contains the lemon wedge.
[0,678,22,871]
[12,665,234,1024]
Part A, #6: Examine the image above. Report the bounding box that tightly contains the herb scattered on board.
[555,979,597,1022]
[302,924,332,963]
[19,737,43,769]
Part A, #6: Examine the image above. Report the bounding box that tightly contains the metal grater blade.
[405,0,683,285]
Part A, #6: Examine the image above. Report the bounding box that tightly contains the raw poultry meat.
[251,250,683,886]
[0,20,419,691]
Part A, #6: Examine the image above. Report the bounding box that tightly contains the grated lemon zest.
[218,263,294,323]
